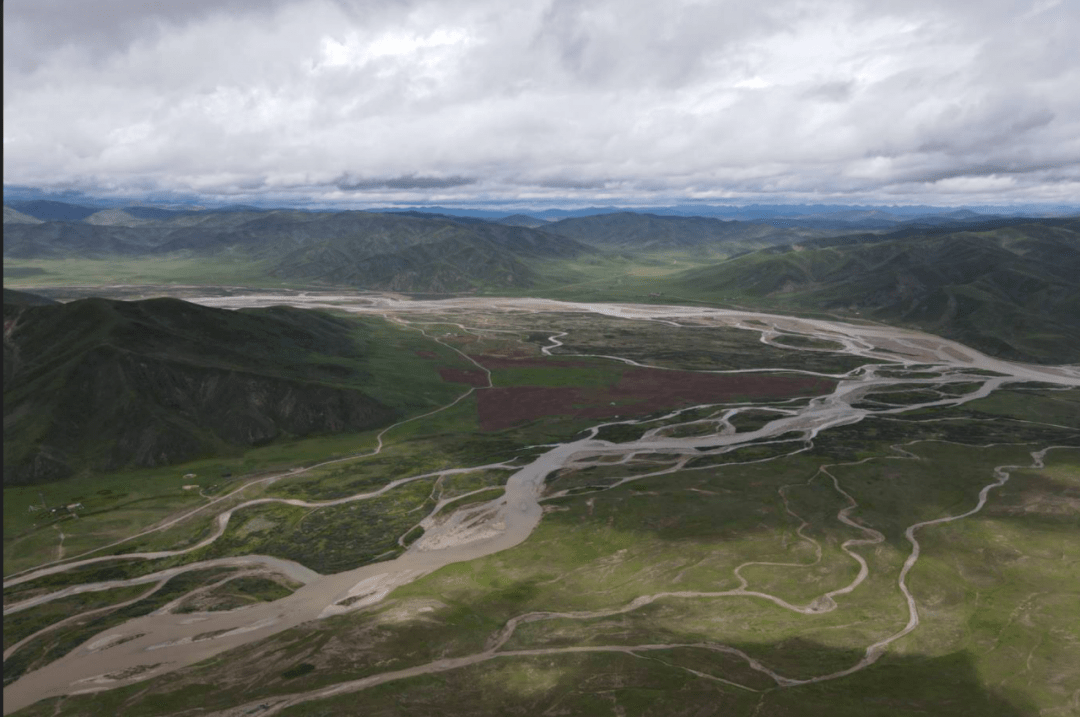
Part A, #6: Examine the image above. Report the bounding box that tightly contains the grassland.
[2,256,279,288]
[4,306,1077,717]
[21,433,1075,716]
[500,311,881,373]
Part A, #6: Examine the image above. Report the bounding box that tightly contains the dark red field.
[439,368,489,387]
[475,366,834,431]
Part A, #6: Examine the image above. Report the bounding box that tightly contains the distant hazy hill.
[3,209,593,292]
[674,219,1080,364]
[268,218,591,291]
[497,214,549,228]
[83,208,157,227]
[123,206,189,220]
[542,212,823,253]
[3,297,395,485]
[3,206,44,225]
[6,200,100,222]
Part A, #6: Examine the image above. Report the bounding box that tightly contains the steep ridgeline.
[540,212,832,254]
[674,219,1080,364]
[3,296,395,485]
[2,208,592,292]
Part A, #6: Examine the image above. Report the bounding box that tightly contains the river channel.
[4,295,1078,714]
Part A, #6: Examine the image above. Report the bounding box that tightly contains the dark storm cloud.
[4,0,1078,206]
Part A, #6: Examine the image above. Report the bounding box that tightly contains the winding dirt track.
[4,295,1078,715]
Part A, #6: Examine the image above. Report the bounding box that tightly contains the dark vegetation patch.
[549,460,677,492]
[727,409,787,432]
[175,575,297,613]
[195,481,436,574]
[770,333,845,350]
[439,368,488,386]
[477,369,831,431]
[874,368,945,379]
[684,438,807,469]
[280,662,316,680]
[855,389,942,407]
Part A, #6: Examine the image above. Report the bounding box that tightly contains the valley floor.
[4,292,1079,716]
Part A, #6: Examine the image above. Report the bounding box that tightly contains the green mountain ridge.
[672,219,1080,364]
[541,211,849,253]
[3,297,396,485]
[3,209,594,292]
[5,208,1079,364]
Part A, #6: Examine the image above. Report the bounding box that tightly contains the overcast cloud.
[4,0,1078,207]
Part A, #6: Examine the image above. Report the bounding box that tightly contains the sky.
[3,0,1079,209]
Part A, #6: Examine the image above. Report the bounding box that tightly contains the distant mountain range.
[537,212,821,252]
[364,203,1079,222]
[3,206,44,225]
[3,293,396,485]
[6,200,1040,288]
[672,218,1080,364]
[5,201,1078,364]
[3,207,595,292]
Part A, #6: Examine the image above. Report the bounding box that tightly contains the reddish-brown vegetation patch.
[440,368,489,387]
[477,369,833,431]
[471,355,596,369]
[414,350,438,359]
[615,369,826,401]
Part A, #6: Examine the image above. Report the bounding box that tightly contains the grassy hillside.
[265,217,591,291]
[542,211,837,255]
[670,219,1080,364]
[3,210,592,293]
[3,297,402,485]
[3,222,164,258]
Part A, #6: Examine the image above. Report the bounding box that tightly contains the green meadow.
[4,301,1077,717]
